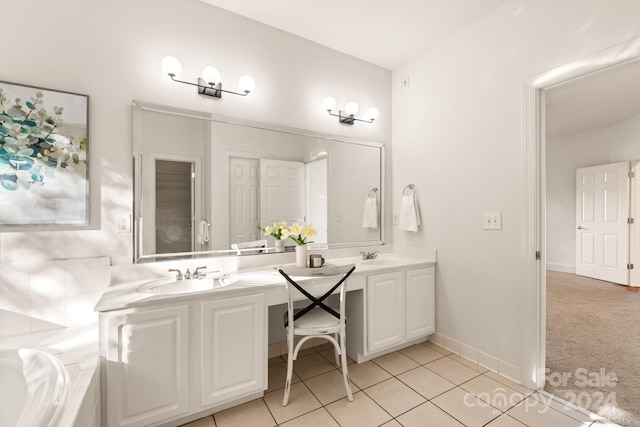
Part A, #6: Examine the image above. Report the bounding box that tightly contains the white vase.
[274,239,285,253]
[295,245,307,268]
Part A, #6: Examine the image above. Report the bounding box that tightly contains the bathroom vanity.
[96,254,435,427]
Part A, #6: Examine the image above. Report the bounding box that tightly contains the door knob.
[577,225,584,229]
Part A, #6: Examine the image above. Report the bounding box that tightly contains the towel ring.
[368,188,378,197]
[403,184,415,196]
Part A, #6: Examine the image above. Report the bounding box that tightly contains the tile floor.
[181,341,612,427]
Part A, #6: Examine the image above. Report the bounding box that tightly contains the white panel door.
[405,267,435,340]
[576,162,630,285]
[366,271,404,353]
[259,159,305,226]
[200,294,266,407]
[106,305,190,427]
[229,157,260,245]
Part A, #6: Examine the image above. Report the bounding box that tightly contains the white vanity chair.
[277,263,356,406]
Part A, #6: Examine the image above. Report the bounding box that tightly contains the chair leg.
[282,334,295,406]
[339,332,353,402]
[333,333,340,366]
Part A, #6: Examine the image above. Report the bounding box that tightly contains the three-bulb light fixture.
[322,97,379,125]
[161,56,255,98]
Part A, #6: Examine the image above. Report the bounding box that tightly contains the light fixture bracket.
[327,109,374,125]
[197,77,222,98]
[339,110,355,125]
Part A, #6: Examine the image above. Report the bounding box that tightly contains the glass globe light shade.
[366,107,379,121]
[322,97,337,111]
[161,56,182,77]
[345,102,359,116]
[238,75,256,93]
[201,66,221,85]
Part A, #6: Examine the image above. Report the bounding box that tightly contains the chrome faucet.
[193,266,208,278]
[360,251,378,260]
[168,268,183,280]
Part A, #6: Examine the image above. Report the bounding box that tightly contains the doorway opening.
[523,36,640,424]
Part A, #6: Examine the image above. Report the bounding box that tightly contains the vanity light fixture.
[161,56,256,98]
[322,97,379,125]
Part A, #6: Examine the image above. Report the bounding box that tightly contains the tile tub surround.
[180,341,609,427]
[0,324,101,427]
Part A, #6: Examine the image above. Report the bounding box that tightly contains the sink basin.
[137,277,230,295]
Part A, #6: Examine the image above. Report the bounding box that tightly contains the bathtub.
[0,348,70,427]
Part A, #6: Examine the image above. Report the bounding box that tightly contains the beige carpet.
[545,271,640,427]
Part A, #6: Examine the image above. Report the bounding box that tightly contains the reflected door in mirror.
[155,160,194,254]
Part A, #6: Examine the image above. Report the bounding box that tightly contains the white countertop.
[95,253,436,313]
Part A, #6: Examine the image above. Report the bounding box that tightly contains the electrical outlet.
[117,214,131,233]
[393,214,399,225]
[401,75,410,88]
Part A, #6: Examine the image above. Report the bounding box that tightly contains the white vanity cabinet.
[101,292,266,427]
[103,304,190,427]
[347,265,435,363]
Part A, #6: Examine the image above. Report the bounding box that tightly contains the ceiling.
[200,0,509,70]
[200,1,640,137]
[546,60,640,138]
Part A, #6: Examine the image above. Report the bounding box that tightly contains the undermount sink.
[137,277,231,295]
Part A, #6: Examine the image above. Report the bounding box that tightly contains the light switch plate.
[483,212,502,230]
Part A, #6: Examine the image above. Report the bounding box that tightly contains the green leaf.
[26,101,35,110]
[0,114,12,123]
[0,125,7,135]
[8,107,26,118]
[72,153,80,165]
[22,119,37,127]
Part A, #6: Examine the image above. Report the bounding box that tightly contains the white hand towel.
[399,194,421,232]
[197,220,210,244]
[362,197,379,228]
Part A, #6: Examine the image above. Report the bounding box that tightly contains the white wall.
[547,113,640,272]
[392,0,640,371]
[0,0,390,336]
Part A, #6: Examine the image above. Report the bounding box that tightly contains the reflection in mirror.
[133,100,384,263]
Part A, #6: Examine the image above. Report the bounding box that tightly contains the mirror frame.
[132,100,386,263]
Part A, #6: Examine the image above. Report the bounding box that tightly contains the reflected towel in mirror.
[362,196,378,228]
[197,220,210,244]
[399,194,421,232]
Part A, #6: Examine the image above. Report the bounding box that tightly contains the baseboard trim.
[546,263,575,274]
[430,332,523,385]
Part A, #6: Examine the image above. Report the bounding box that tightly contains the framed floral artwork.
[0,81,89,227]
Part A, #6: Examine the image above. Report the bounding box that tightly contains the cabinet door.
[106,305,190,427]
[405,267,435,340]
[366,271,404,353]
[200,293,265,407]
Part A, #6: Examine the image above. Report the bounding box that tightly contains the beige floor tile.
[267,360,301,393]
[345,360,392,389]
[269,356,285,366]
[485,414,528,427]
[529,392,595,423]
[364,377,426,417]
[461,374,527,411]
[449,354,489,373]
[483,371,534,396]
[431,387,502,427]
[424,340,454,355]
[263,382,322,424]
[507,395,587,427]
[396,402,465,427]
[372,351,420,375]
[381,420,403,426]
[400,343,448,364]
[213,398,275,427]
[325,391,392,427]
[318,347,355,366]
[180,416,215,427]
[278,408,339,427]
[426,356,482,385]
[397,366,457,399]
[291,352,337,380]
[304,369,359,405]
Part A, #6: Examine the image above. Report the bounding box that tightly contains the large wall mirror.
[132,100,385,263]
